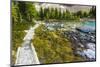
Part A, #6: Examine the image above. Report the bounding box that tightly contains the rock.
[83,49,95,59]
[76,26,95,33]
[87,43,95,51]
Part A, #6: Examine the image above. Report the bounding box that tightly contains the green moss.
[12,31,26,64]
[33,25,85,64]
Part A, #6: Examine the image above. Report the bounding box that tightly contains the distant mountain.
[34,3,92,13]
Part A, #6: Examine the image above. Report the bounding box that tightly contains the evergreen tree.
[44,8,50,20]
[26,3,37,21]
[12,2,18,23]
[40,7,44,20]
[89,6,96,18]
[54,8,59,19]
[83,12,88,17]
[17,2,28,21]
[50,8,55,19]
[76,11,83,18]
[58,9,62,20]
[65,9,71,20]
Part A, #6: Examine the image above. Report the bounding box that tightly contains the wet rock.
[83,49,95,59]
[63,30,96,60]
[86,43,95,51]
[76,26,95,33]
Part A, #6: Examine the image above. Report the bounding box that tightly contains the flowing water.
[77,21,96,60]
[82,21,95,28]
[79,21,96,32]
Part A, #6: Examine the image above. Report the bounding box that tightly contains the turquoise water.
[82,21,96,28]
[78,21,96,33]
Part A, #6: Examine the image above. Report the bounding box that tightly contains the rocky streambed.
[63,30,96,61]
[34,21,95,62]
[44,21,96,61]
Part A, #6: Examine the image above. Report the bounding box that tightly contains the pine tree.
[58,9,62,20]
[50,8,55,19]
[76,11,83,18]
[89,6,96,18]
[40,7,44,20]
[54,8,59,19]
[26,3,37,21]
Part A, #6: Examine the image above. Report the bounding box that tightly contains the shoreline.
[80,18,96,22]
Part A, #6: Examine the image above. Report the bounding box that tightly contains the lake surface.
[81,21,96,28]
[78,21,96,33]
